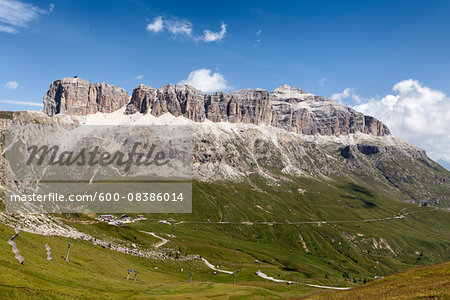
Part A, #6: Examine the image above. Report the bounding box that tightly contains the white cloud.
[201,22,226,42]
[145,16,228,42]
[146,16,192,37]
[135,74,143,80]
[0,99,42,107]
[331,87,362,103]
[146,16,163,33]
[353,79,450,164]
[178,68,230,93]
[48,3,54,13]
[318,78,327,86]
[165,18,192,36]
[4,80,18,89]
[0,0,47,34]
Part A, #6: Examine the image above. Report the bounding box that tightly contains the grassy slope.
[9,176,442,298]
[130,177,449,277]
[1,175,448,298]
[0,223,309,299]
[308,261,450,299]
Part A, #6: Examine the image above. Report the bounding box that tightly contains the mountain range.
[39,77,448,208]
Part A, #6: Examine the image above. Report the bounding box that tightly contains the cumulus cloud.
[146,16,227,42]
[178,69,230,93]
[135,74,143,80]
[201,22,226,42]
[4,80,18,89]
[331,87,362,104]
[0,0,48,34]
[353,79,450,164]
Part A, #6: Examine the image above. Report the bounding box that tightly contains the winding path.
[154,206,437,226]
[142,231,169,248]
[197,260,352,290]
[142,206,439,290]
[201,258,234,274]
[142,231,234,275]
[255,271,352,290]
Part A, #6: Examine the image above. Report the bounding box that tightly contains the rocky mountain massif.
[25,77,449,208]
[44,78,388,136]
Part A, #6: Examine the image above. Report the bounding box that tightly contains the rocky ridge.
[43,78,389,136]
[126,83,389,136]
[43,77,130,116]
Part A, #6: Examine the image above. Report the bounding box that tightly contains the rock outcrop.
[125,83,389,136]
[43,77,129,116]
[43,78,389,136]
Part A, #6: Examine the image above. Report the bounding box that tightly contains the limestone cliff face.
[125,83,389,136]
[43,78,389,136]
[43,78,129,116]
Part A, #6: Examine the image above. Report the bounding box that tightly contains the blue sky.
[0,0,449,165]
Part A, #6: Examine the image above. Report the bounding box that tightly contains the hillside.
[0,178,449,298]
[308,261,450,299]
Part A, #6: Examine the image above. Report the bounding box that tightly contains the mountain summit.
[270,84,310,99]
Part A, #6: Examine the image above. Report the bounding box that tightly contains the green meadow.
[1,177,448,298]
